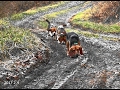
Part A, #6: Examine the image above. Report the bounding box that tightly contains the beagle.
[56,25,67,44]
[66,32,83,58]
[44,18,57,39]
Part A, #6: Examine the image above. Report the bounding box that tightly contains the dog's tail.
[43,17,51,26]
[43,17,51,31]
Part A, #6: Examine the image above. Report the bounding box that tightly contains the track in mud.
[3,1,120,89]
[18,27,120,89]
[16,30,87,89]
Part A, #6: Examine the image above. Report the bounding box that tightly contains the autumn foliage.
[90,1,120,23]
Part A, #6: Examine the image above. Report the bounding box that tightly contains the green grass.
[70,7,120,34]
[72,8,93,21]
[10,13,24,20]
[72,20,120,33]
[0,26,41,52]
[37,20,48,29]
[23,9,38,15]
[43,9,69,20]
[0,18,9,25]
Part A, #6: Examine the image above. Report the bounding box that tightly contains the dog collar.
[74,42,78,45]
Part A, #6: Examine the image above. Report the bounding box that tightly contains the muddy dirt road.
[2,1,120,89]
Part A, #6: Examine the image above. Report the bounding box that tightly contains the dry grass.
[0,1,59,18]
[90,1,120,23]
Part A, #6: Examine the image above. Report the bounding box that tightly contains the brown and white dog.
[44,18,57,39]
[56,25,67,44]
[66,32,83,58]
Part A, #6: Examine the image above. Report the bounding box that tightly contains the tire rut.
[5,1,120,89]
[18,30,88,89]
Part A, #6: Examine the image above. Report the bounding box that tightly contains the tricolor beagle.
[56,25,67,44]
[44,18,57,39]
[66,32,83,58]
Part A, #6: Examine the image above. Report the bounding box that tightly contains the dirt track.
[1,1,120,89]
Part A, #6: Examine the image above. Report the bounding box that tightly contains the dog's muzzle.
[59,33,66,37]
[70,54,79,58]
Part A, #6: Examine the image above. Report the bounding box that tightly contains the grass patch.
[70,7,120,34]
[0,26,41,52]
[37,20,48,30]
[23,9,38,15]
[72,20,120,33]
[43,9,68,20]
[43,3,82,20]
[0,18,9,26]
[72,8,93,21]
[10,13,25,20]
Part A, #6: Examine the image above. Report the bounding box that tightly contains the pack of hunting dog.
[43,17,84,58]
[0,1,120,89]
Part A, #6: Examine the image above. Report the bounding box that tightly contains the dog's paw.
[67,53,69,56]
[57,41,60,44]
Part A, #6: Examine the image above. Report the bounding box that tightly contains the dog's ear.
[69,46,76,57]
[79,46,83,55]
[75,45,83,55]
[62,24,67,27]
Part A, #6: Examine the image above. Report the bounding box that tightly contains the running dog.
[66,32,83,58]
[56,25,67,44]
[43,17,57,39]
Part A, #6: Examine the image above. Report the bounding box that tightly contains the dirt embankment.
[0,1,59,18]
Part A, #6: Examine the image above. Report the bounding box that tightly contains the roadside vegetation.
[70,1,120,34]
[0,19,42,61]
[0,1,65,61]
